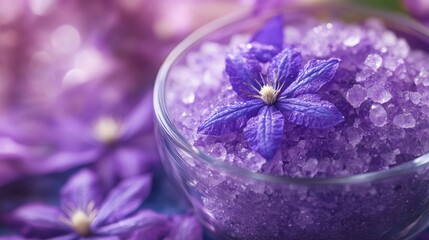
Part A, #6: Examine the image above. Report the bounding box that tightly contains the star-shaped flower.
[0,88,158,188]
[10,169,169,239]
[198,16,344,160]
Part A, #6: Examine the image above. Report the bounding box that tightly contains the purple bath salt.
[163,15,429,239]
[168,18,429,177]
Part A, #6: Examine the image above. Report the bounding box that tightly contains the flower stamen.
[248,68,284,105]
[60,201,98,237]
[259,85,280,105]
[93,117,122,144]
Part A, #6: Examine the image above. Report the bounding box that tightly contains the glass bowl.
[154,4,429,240]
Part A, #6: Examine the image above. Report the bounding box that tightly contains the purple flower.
[403,0,429,21]
[10,169,169,239]
[0,88,158,188]
[198,16,344,160]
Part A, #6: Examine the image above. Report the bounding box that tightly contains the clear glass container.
[154,4,429,240]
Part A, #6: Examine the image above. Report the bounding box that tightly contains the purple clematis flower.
[51,89,158,188]
[403,0,429,22]
[0,86,158,188]
[10,168,169,239]
[198,16,344,160]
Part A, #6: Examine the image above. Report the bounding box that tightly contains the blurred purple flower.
[404,0,429,22]
[0,85,157,188]
[0,0,263,187]
[10,168,170,239]
[53,88,158,188]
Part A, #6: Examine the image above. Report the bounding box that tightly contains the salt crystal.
[206,143,227,161]
[346,128,363,147]
[355,68,373,82]
[421,92,429,106]
[365,54,383,72]
[301,158,319,177]
[393,149,401,155]
[367,85,392,104]
[409,92,421,105]
[181,92,195,104]
[415,70,429,86]
[392,39,410,58]
[346,85,367,108]
[369,104,388,127]
[381,152,396,165]
[422,106,429,117]
[382,31,397,46]
[393,113,416,128]
[344,36,360,47]
[383,56,401,71]
[343,27,361,47]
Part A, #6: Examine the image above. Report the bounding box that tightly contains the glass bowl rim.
[154,3,429,185]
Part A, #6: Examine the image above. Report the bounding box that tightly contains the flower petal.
[226,53,263,100]
[268,47,302,91]
[95,210,169,236]
[11,204,69,238]
[113,146,157,179]
[83,237,120,240]
[130,224,170,240]
[120,91,153,142]
[47,234,78,240]
[197,100,265,136]
[244,106,284,160]
[251,15,283,50]
[276,94,344,129]
[283,58,340,97]
[60,168,103,211]
[92,174,152,227]
[244,43,281,63]
[0,236,26,240]
[0,157,29,188]
[33,149,100,175]
[168,215,203,240]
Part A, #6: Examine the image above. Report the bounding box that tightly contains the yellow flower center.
[61,201,97,237]
[70,210,93,236]
[259,85,278,105]
[93,117,121,144]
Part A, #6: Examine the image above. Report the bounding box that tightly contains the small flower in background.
[8,168,202,239]
[198,16,344,160]
[403,0,429,23]
[50,88,158,189]
[0,87,157,188]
